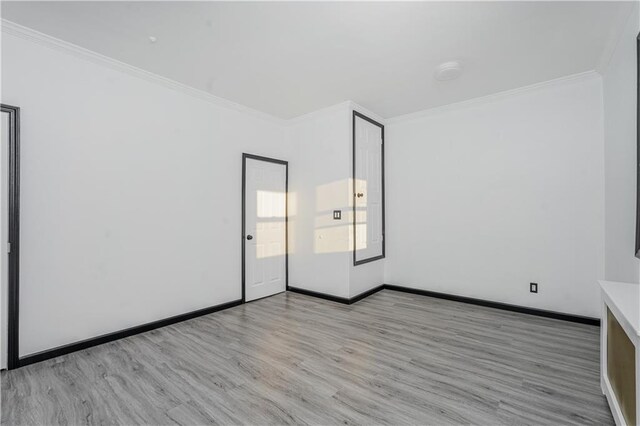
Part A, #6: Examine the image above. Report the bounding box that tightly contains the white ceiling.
[1,1,633,119]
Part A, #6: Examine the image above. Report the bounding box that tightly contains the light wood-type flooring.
[1,290,612,425]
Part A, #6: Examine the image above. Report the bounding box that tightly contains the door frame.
[352,110,385,266]
[1,104,20,370]
[241,153,288,303]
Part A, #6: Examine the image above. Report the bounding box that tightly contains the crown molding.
[285,101,353,126]
[1,19,286,127]
[0,18,602,129]
[386,70,601,125]
[349,101,386,125]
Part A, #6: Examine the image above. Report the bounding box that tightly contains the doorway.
[353,111,385,265]
[1,104,20,370]
[242,154,288,302]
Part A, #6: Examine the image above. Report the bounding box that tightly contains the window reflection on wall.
[311,178,369,254]
[255,190,286,259]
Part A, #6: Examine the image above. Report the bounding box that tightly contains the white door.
[354,113,384,264]
[244,156,287,302]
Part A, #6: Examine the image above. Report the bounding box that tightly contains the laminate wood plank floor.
[1,290,612,425]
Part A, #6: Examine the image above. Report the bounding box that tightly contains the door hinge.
[7,242,11,253]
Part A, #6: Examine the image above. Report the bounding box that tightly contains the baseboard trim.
[384,284,600,326]
[288,284,599,326]
[350,284,386,304]
[18,299,243,368]
[287,285,385,305]
[17,283,599,369]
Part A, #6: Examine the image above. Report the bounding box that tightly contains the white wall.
[385,74,605,318]
[349,258,384,298]
[2,30,387,358]
[2,33,294,356]
[287,104,352,298]
[602,3,640,284]
[3,13,619,358]
[287,102,385,299]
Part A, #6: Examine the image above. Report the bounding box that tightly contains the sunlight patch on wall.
[257,190,286,218]
[255,190,287,259]
[313,179,350,254]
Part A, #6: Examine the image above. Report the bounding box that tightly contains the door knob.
[356,193,364,198]
[246,235,253,240]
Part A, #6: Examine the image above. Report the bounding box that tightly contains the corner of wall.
[601,2,640,284]
[287,101,387,299]
[349,101,387,125]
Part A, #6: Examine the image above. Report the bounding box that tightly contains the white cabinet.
[600,280,640,426]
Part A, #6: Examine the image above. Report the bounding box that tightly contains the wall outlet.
[530,283,538,293]
[333,210,341,220]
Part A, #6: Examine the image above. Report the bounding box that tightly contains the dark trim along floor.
[3,290,610,425]
[13,283,598,370]
[287,285,385,305]
[17,299,243,369]
[385,285,600,326]
[291,284,600,326]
